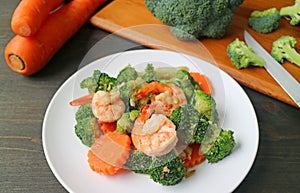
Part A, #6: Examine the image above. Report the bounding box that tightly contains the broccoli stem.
[241,47,265,67]
[280,1,300,25]
[284,47,300,67]
[280,5,300,15]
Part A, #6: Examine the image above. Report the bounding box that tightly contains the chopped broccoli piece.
[248,8,280,33]
[74,104,100,147]
[149,150,186,186]
[194,113,210,144]
[191,89,218,123]
[142,63,156,83]
[161,69,199,101]
[124,150,153,174]
[175,69,200,100]
[170,104,209,144]
[145,0,244,40]
[227,38,265,69]
[80,70,99,93]
[75,103,94,120]
[116,110,139,134]
[200,125,236,163]
[96,73,116,92]
[119,77,146,110]
[80,70,116,93]
[271,35,300,67]
[115,65,138,85]
[280,0,300,26]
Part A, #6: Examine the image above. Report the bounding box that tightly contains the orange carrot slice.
[88,150,120,175]
[100,122,117,133]
[11,0,65,36]
[190,72,213,95]
[5,0,107,75]
[183,144,206,168]
[89,131,131,175]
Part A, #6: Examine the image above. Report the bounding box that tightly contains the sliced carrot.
[69,93,94,106]
[11,0,65,36]
[190,72,213,95]
[89,131,131,175]
[5,0,107,75]
[183,144,206,168]
[99,122,117,133]
[88,150,120,175]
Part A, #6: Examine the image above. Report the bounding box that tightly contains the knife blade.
[244,30,300,108]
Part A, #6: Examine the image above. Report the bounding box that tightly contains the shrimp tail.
[69,93,94,106]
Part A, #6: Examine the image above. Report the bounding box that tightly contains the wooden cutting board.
[90,0,300,107]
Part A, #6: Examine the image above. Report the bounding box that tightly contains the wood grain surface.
[90,0,300,107]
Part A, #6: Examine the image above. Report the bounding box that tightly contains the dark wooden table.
[1,1,299,192]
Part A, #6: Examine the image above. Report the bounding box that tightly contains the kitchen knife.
[244,30,300,108]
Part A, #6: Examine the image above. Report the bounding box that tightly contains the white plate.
[42,50,259,193]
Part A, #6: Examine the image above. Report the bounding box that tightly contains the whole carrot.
[5,0,107,76]
[11,0,65,37]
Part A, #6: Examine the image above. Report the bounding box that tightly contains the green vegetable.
[201,125,235,163]
[115,65,138,85]
[175,69,200,100]
[161,69,199,101]
[142,63,156,83]
[248,8,280,33]
[80,70,116,93]
[124,150,153,174]
[170,104,209,144]
[280,0,300,26]
[145,0,244,40]
[191,89,218,123]
[154,66,189,80]
[227,38,265,69]
[74,104,100,147]
[271,35,300,67]
[149,150,186,186]
[116,110,139,134]
[119,77,146,110]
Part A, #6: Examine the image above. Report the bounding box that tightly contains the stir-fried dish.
[69,64,236,186]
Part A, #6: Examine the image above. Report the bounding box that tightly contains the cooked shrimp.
[92,90,125,123]
[134,82,174,100]
[131,104,178,157]
[135,82,187,116]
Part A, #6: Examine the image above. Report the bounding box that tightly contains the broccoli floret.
[271,35,300,67]
[191,89,218,123]
[124,150,153,174]
[74,104,100,147]
[142,63,156,83]
[96,73,116,92]
[149,150,186,186]
[161,69,199,101]
[115,65,138,85]
[170,104,209,144]
[280,0,300,26]
[175,69,200,100]
[80,70,116,93]
[248,8,280,33]
[227,38,265,69]
[145,0,244,40]
[116,110,139,134]
[200,125,235,163]
[119,77,147,110]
